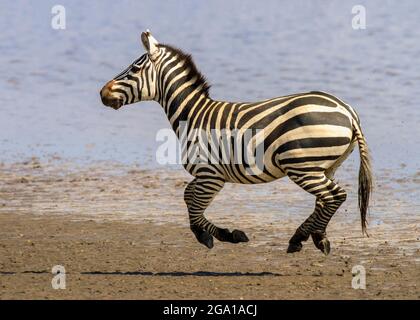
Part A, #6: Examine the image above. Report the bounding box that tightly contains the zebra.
[100,30,372,255]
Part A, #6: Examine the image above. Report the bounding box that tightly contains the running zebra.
[100,31,372,255]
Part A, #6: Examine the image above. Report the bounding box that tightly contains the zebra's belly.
[222,163,287,184]
[184,162,287,184]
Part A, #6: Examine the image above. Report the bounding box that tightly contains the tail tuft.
[353,120,373,236]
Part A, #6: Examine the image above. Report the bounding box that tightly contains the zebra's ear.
[141,30,159,57]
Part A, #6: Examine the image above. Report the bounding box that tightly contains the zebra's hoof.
[198,231,214,249]
[286,242,302,253]
[311,231,330,255]
[232,230,249,243]
[316,238,331,256]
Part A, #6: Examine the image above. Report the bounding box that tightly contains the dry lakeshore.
[0,159,419,299]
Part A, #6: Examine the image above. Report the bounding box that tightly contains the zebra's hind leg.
[286,172,347,255]
[184,177,249,248]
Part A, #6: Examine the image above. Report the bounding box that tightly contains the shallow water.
[1,1,419,217]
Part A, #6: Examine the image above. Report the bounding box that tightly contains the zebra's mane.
[159,44,211,98]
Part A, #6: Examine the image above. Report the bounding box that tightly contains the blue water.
[1,0,419,176]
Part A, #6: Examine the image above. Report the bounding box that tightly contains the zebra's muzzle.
[100,80,122,110]
[101,95,122,110]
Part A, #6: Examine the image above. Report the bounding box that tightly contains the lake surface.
[1,0,419,177]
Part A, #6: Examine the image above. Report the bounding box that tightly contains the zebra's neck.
[156,59,214,134]
[157,85,214,136]
[153,46,214,136]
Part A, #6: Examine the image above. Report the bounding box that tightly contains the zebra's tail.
[353,119,372,237]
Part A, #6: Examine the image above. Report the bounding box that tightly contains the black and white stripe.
[100,31,373,255]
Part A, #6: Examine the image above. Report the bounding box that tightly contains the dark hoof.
[311,231,331,255]
[232,230,249,243]
[198,231,214,249]
[191,225,214,249]
[287,229,309,253]
[214,228,249,243]
[287,242,302,253]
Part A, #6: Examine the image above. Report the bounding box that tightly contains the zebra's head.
[100,30,160,110]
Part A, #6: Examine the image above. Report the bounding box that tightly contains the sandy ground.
[0,159,419,299]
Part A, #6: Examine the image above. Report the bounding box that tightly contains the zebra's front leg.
[184,178,213,248]
[184,177,249,248]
